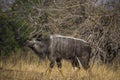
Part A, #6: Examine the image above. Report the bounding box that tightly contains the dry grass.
[0,52,120,80]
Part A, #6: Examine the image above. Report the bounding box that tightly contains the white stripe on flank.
[53,34,88,43]
[50,35,53,39]
[50,35,54,49]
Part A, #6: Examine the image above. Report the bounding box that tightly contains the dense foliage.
[0,12,32,55]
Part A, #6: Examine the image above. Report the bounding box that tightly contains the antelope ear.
[37,38,42,41]
[37,34,42,38]
[36,34,42,41]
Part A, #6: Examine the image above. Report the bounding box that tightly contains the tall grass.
[0,51,120,80]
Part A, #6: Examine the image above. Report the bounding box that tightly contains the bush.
[0,12,32,56]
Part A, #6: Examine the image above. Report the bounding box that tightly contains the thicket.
[0,12,32,56]
[0,0,120,64]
